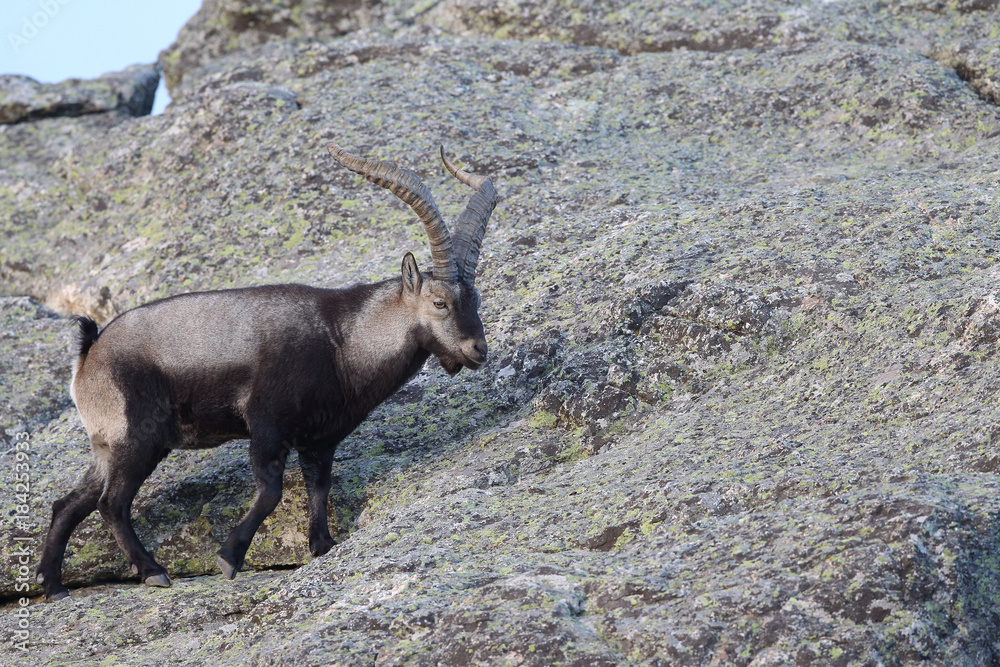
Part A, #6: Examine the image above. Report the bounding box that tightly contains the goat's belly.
[171,399,250,449]
[174,419,250,450]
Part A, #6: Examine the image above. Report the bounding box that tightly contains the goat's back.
[71,284,344,450]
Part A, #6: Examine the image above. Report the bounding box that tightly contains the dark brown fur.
[36,259,487,600]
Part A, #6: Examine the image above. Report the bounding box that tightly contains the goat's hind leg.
[97,442,172,588]
[36,460,104,601]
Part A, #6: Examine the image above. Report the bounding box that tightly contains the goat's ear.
[401,252,422,295]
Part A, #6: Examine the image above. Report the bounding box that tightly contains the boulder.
[0,64,159,125]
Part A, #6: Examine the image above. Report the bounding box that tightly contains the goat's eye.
[434,300,447,309]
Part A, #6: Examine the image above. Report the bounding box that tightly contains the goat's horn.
[328,143,457,283]
[440,147,497,283]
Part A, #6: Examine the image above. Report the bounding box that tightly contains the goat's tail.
[72,316,100,356]
[69,317,100,405]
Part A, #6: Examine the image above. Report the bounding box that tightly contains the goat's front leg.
[299,448,336,557]
[217,425,289,580]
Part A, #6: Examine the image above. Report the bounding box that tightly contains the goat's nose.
[473,340,488,361]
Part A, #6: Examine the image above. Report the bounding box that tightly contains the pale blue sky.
[1,0,204,114]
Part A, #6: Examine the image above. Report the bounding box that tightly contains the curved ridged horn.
[328,143,457,283]
[440,147,497,284]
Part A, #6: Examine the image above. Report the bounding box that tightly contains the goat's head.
[328,143,497,375]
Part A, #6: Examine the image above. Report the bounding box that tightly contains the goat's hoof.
[217,555,239,581]
[46,589,70,602]
[309,535,336,557]
[144,573,172,588]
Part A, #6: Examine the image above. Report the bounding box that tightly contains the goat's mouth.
[463,349,487,371]
[440,354,484,375]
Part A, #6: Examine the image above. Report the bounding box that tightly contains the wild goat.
[36,143,498,601]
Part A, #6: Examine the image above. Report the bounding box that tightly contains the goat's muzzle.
[468,339,488,367]
[449,339,487,373]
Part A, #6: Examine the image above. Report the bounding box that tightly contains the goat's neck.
[335,282,427,406]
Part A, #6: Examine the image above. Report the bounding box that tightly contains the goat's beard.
[440,357,463,376]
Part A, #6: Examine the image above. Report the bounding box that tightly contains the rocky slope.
[2,0,1000,664]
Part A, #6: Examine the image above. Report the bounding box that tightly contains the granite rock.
[1,0,1000,664]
